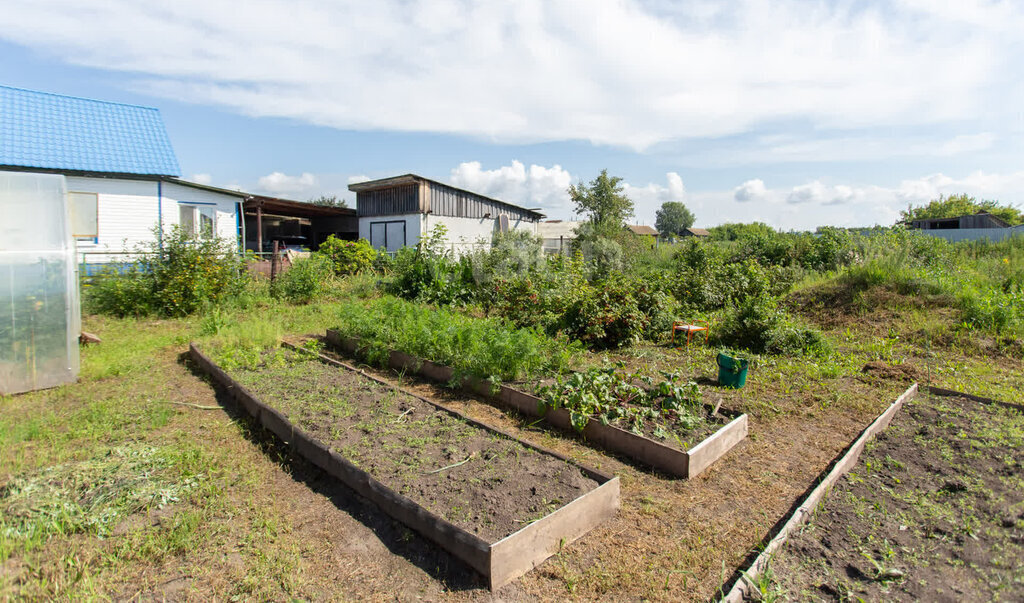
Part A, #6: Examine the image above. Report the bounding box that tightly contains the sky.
[2,0,1023,230]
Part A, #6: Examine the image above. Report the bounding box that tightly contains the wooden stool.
[671,320,709,348]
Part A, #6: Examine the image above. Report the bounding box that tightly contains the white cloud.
[1,0,1021,149]
[896,170,1024,203]
[681,170,1024,231]
[787,181,860,205]
[256,171,317,194]
[347,174,370,185]
[446,162,687,224]
[450,160,572,212]
[734,178,766,202]
[622,171,687,223]
[190,173,212,185]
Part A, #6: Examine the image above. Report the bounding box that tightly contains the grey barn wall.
[424,181,537,221]
[355,184,419,216]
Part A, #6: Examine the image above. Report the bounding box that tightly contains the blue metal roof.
[0,85,180,176]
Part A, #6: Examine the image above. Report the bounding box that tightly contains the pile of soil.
[771,394,1024,601]
[227,349,599,542]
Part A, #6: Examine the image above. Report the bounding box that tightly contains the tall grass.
[837,231,1024,337]
[332,297,581,381]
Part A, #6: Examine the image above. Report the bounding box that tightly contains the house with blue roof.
[0,85,246,263]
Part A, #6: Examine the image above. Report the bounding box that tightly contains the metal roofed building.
[349,174,545,254]
[0,85,243,264]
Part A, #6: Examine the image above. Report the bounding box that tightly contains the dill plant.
[332,297,579,381]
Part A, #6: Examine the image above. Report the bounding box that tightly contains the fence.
[917,225,1024,243]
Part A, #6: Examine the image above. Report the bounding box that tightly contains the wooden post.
[270,240,279,283]
[256,204,263,255]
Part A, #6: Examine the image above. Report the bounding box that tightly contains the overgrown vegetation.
[0,446,203,556]
[86,226,248,317]
[331,297,580,381]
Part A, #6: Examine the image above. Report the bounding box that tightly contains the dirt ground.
[4,301,1019,601]
[223,348,599,542]
[771,393,1024,601]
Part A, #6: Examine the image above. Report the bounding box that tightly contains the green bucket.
[716,352,749,389]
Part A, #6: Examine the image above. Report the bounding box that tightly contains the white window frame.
[179,204,217,238]
[68,191,99,241]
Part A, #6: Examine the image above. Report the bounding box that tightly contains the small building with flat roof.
[349,174,544,254]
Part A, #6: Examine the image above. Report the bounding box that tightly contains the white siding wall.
[161,181,241,244]
[66,177,160,261]
[66,176,241,263]
[359,213,537,255]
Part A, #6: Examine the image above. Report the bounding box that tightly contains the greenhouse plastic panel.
[0,171,80,395]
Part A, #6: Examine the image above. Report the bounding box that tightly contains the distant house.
[349,174,545,254]
[626,224,659,238]
[910,212,1010,230]
[680,227,710,238]
[0,85,244,265]
[909,211,1022,243]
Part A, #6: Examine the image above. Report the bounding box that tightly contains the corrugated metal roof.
[0,85,180,176]
[350,173,546,220]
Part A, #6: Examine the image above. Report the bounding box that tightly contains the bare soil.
[225,349,599,542]
[771,392,1024,601]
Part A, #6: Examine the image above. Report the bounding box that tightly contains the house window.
[369,220,406,253]
[180,205,216,237]
[68,192,98,239]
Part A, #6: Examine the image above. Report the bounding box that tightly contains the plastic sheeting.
[0,171,80,394]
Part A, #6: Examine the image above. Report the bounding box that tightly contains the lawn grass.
[0,276,1020,600]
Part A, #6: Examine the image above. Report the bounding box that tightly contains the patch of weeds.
[0,445,203,558]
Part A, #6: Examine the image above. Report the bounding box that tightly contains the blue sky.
[2,0,1022,230]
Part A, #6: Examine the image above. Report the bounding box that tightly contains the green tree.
[900,193,1023,226]
[654,201,695,237]
[568,169,634,232]
[308,194,350,209]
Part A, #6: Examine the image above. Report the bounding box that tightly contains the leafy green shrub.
[317,236,377,275]
[332,297,580,381]
[386,226,477,306]
[87,226,247,317]
[562,278,647,349]
[714,294,830,356]
[538,366,703,436]
[271,254,334,303]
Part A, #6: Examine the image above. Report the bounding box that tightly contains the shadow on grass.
[178,352,486,594]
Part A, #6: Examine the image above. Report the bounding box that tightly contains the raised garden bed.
[325,330,748,478]
[724,385,1024,601]
[189,343,619,590]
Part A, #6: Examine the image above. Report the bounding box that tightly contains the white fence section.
[918,225,1024,243]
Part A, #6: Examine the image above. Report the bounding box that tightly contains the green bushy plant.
[87,225,247,317]
[316,236,377,275]
[332,297,580,381]
[713,294,830,356]
[271,254,334,303]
